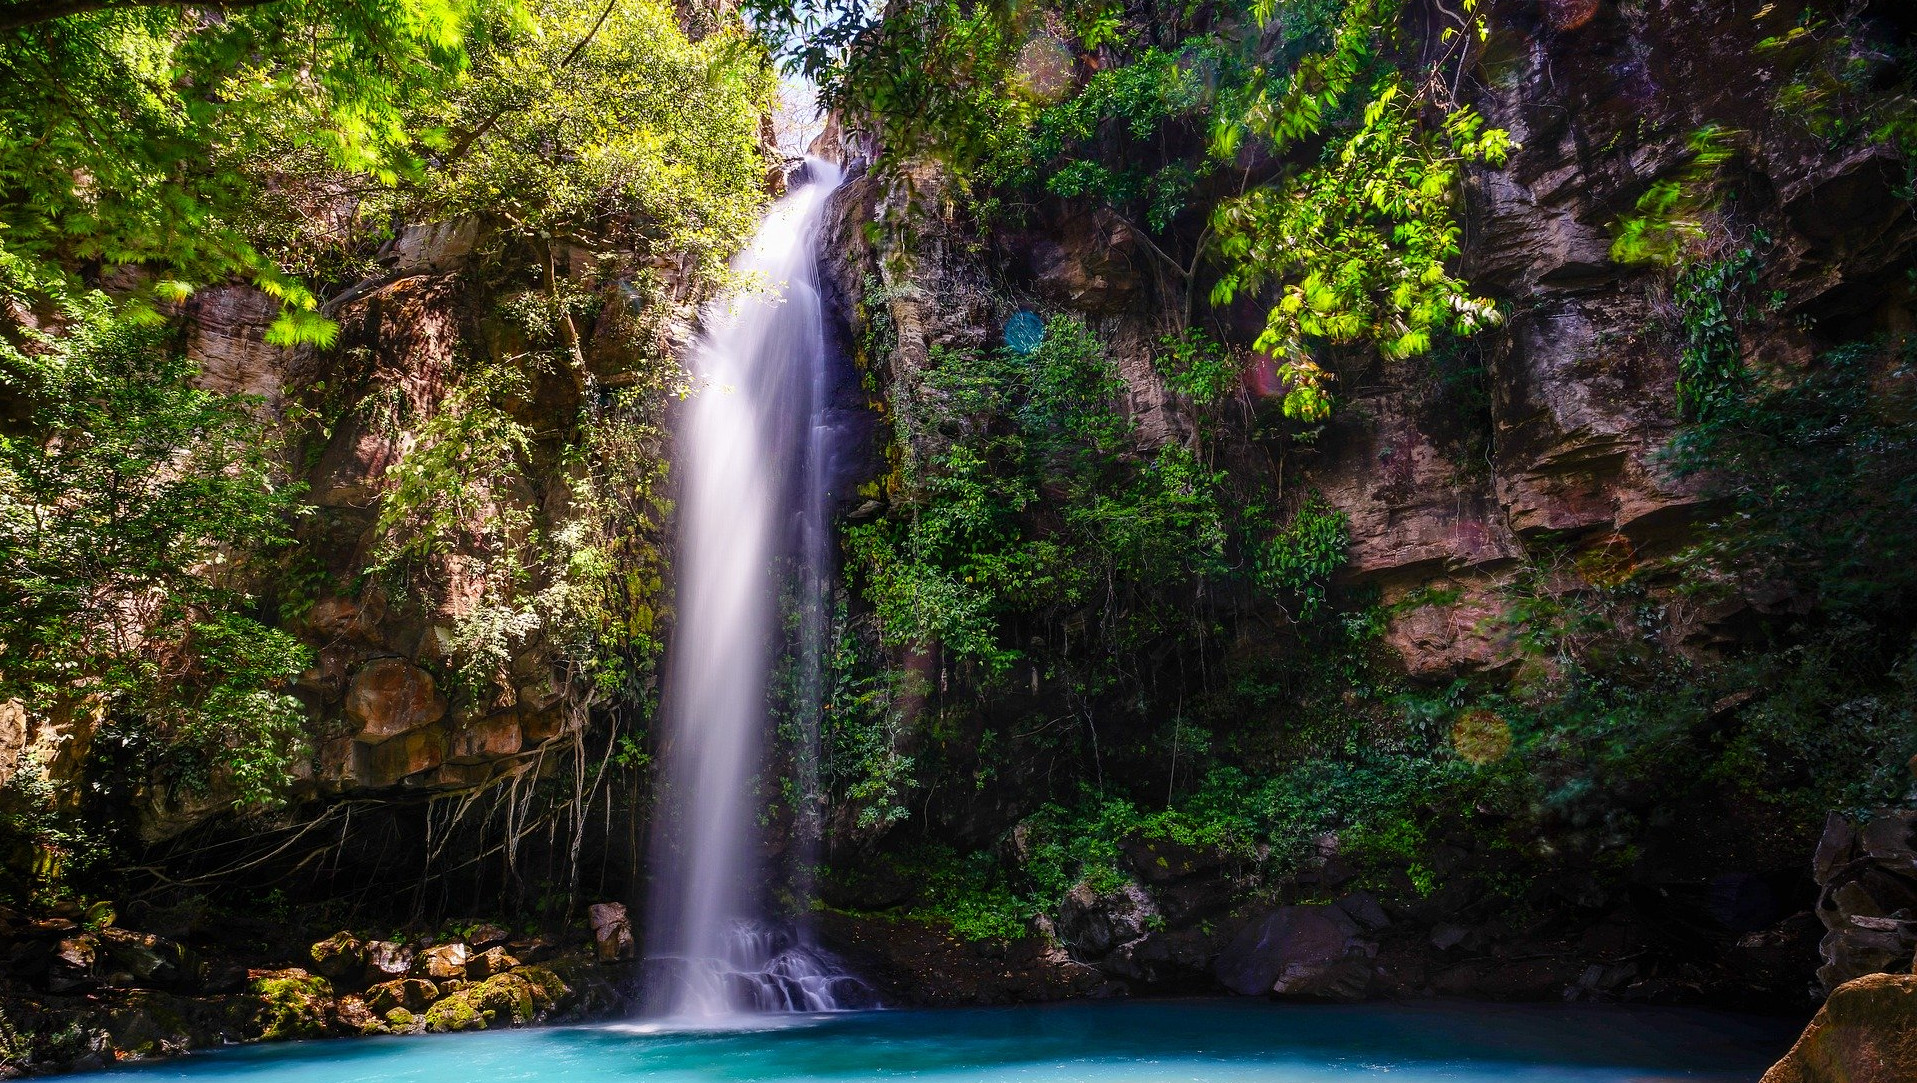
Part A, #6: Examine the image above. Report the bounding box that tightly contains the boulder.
[366,977,438,1014]
[1214,906,1376,1002]
[369,726,447,786]
[47,934,96,993]
[415,942,471,981]
[1056,879,1159,959]
[1813,812,1917,990]
[363,940,415,982]
[422,972,541,1033]
[97,928,192,987]
[467,946,520,980]
[588,903,634,963]
[332,995,389,1036]
[466,923,511,949]
[1122,838,1225,885]
[246,969,334,1041]
[345,658,447,744]
[448,714,522,763]
[309,931,365,982]
[1762,971,1917,1083]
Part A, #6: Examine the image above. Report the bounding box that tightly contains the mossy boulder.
[100,990,197,1058]
[308,932,365,983]
[421,972,539,1033]
[246,969,334,1041]
[366,977,438,1014]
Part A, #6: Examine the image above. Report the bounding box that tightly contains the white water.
[642,158,866,1022]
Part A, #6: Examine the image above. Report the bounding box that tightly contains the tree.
[0,0,512,341]
[0,295,310,808]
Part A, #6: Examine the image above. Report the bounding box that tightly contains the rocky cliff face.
[804,0,1917,1013]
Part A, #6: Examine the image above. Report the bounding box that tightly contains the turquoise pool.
[63,998,1798,1082]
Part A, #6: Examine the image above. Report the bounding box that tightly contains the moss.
[246,971,334,1042]
[421,994,485,1033]
[104,991,195,1058]
[469,974,536,1025]
[513,965,570,1014]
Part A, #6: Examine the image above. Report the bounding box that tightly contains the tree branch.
[0,0,279,33]
[440,0,619,165]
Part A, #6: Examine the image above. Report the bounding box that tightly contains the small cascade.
[640,157,870,1022]
[645,920,877,1015]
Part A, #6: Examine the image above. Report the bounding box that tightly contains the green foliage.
[1254,493,1349,620]
[1756,6,1917,167]
[1211,66,1510,421]
[0,0,511,340]
[827,658,919,833]
[406,0,774,287]
[1669,247,1762,422]
[985,40,1236,231]
[900,748,1491,937]
[1610,126,1738,266]
[371,360,535,583]
[768,0,1510,425]
[886,843,1031,941]
[1669,336,1917,620]
[1152,329,1240,407]
[848,316,1238,673]
[0,296,308,808]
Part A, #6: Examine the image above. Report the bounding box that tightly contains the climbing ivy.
[1669,247,1762,422]
[1254,493,1350,620]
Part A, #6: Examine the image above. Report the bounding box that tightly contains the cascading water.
[640,157,869,1022]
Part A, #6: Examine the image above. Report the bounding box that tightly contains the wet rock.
[309,931,365,982]
[1335,893,1391,931]
[246,969,334,1041]
[367,977,438,1013]
[363,940,415,982]
[1214,906,1376,1002]
[467,923,512,949]
[415,942,471,981]
[346,658,448,744]
[370,726,447,786]
[448,714,522,762]
[97,928,192,988]
[47,935,96,993]
[467,947,520,980]
[422,972,541,1033]
[1761,971,1917,1083]
[587,903,634,963]
[333,995,389,1036]
[317,736,376,793]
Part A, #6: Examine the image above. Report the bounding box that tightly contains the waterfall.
[640,157,869,1021]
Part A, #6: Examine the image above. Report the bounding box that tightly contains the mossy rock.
[246,970,334,1041]
[421,993,485,1033]
[514,965,570,1014]
[421,973,536,1033]
[102,991,197,1058]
